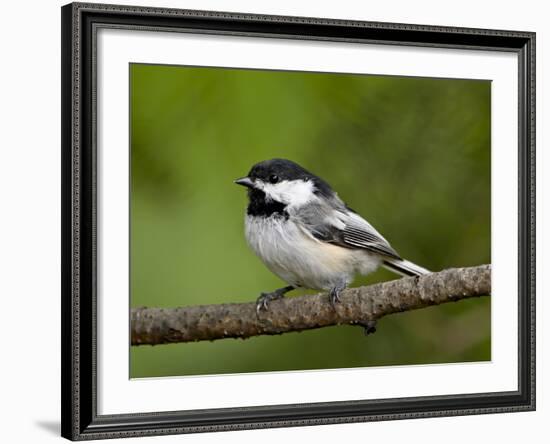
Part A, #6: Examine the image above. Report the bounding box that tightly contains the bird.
[234,158,429,314]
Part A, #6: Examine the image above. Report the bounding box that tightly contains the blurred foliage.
[130,64,491,378]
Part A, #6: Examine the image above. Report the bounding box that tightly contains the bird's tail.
[383,258,430,277]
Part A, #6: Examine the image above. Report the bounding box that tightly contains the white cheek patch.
[259,179,316,207]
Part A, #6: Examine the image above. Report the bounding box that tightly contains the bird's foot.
[256,286,294,314]
[329,285,346,306]
[256,291,284,313]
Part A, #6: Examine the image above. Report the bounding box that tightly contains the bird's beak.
[234,176,255,188]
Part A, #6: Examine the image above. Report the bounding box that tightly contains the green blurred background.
[130,63,491,378]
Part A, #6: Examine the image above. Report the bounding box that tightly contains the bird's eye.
[268,174,279,184]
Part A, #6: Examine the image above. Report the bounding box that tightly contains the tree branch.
[131,264,490,346]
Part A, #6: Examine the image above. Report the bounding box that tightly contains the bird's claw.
[329,286,343,306]
[255,285,294,315]
[256,291,283,314]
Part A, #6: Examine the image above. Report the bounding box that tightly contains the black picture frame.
[61,2,536,440]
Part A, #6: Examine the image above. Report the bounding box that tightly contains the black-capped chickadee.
[235,158,429,313]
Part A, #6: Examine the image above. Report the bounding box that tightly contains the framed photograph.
[61,2,535,440]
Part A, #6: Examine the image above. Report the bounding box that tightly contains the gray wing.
[295,199,402,260]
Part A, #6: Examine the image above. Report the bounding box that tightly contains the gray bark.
[131,264,490,346]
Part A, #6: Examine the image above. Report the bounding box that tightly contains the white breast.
[244,215,381,290]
